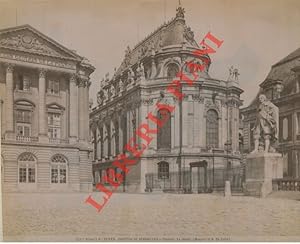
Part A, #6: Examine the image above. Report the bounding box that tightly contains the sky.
[1,0,300,107]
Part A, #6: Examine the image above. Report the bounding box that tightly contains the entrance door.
[189,161,208,193]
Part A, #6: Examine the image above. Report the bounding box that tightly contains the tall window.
[18,153,36,183]
[51,154,67,184]
[16,110,31,137]
[17,75,30,91]
[48,113,61,139]
[206,109,219,148]
[157,109,171,150]
[48,80,60,95]
[158,161,169,179]
[167,63,179,79]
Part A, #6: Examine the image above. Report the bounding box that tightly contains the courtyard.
[2,192,300,241]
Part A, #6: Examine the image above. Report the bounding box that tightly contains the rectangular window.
[48,80,60,95]
[19,167,26,183]
[48,113,61,139]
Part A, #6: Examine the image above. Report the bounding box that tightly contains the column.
[69,73,78,142]
[78,78,86,140]
[38,69,47,138]
[5,64,14,134]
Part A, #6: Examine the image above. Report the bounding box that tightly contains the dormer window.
[16,75,30,91]
[47,80,60,95]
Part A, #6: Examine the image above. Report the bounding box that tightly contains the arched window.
[18,152,36,183]
[206,109,219,148]
[167,63,179,79]
[51,154,68,184]
[158,161,169,179]
[157,109,171,150]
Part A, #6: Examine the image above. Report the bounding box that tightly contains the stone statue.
[97,91,104,105]
[128,67,135,85]
[233,68,240,81]
[110,84,116,97]
[251,94,279,153]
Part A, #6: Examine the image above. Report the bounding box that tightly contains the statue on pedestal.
[251,94,279,153]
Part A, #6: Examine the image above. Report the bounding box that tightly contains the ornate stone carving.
[141,98,154,105]
[205,99,220,112]
[0,34,60,56]
[78,79,86,87]
[192,94,204,103]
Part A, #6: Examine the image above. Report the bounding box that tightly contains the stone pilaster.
[111,119,115,158]
[5,64,14,135]
[38,69,47,140]
[78,78,86,141]
[85,81,91,139]
[69,73,78,143]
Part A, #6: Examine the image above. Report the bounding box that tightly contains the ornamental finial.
[176,0,185,18]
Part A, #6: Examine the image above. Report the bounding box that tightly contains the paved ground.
[2,192,300,241]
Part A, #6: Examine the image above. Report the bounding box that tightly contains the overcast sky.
[1,0,300,107]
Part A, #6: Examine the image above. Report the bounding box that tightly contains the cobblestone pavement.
[2,192,300,241]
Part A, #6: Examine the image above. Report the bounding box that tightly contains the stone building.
[241,47,300,179]
[90,6,243,193]
[0,24,95,192]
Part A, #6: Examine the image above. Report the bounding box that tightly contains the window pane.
[24,126,30,137]
[28,168,35,183]
[17,126,23,136]
[19,168,26,183]
[51,168,59,183]
[60,168,66,183]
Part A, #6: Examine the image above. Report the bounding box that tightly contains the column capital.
[69,73,77,83]
[39,68,47,78]
[5,63,15,73]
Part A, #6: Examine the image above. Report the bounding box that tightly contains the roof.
[114,5,199,77]
[245,47,300,109]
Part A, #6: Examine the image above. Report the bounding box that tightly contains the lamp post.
[224,140,232,181]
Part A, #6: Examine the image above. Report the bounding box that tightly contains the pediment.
[0,25,80,60]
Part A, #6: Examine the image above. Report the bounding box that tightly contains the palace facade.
[0,25,94,192]
[241,48,300,179]
[90,6,243,192]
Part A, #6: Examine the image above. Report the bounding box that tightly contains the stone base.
[245,152,283,197]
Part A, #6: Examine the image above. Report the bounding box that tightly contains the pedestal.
[245,152,283,197]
